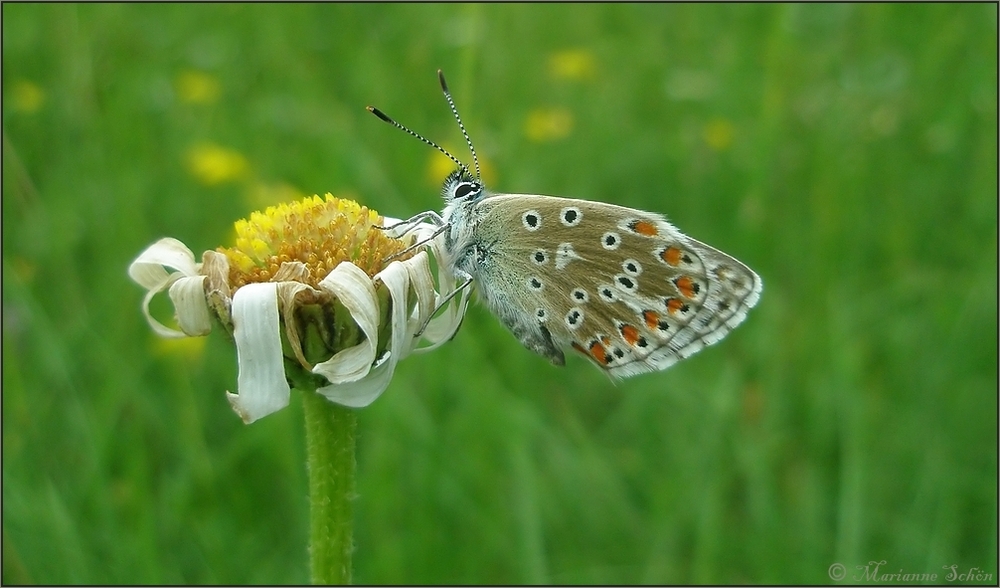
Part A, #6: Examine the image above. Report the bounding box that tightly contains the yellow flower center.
[218,194,412,288]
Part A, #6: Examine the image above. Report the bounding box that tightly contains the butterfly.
[368,71,762,378]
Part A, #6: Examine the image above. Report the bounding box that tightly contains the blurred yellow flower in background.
[153,336,207,360]
[185,142,249,185]
[175,70,221,105]
[10,80,45,114]
[703,118,735,151]
[525,107,574,142]
[548,49,597,81]
[8,256,36,284]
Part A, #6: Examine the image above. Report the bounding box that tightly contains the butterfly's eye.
[453,182,480,200]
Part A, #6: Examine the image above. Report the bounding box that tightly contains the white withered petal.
[128,237,211,338]
[227,282,290,423]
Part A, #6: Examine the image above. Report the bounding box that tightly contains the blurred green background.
[3,4,996,584]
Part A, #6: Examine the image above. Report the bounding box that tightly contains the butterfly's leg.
[376,210,446,237]
[377,210,449,263]
[415,268,473,338]
[383,221,451,262]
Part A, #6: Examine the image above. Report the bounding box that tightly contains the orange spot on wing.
[675,276,697,299]
[666,298,687,315]
[629,220,658,236]
[661,246,682,266]
[589,341,609,365]
[642,310,660,329]
[620,324,641,345]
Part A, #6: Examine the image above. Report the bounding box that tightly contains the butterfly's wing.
[470,194,762,378]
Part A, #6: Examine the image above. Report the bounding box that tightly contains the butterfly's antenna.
[366,105,468,174]
[437,69,482,182]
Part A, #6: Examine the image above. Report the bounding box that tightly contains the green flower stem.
[302,388,357,585]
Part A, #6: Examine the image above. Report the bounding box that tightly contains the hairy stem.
[302,389,356,584]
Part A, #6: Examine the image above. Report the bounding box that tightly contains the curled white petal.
[377,261,411,364]
[318,260,410,408]
[374,220,471,351]
[313,262,379,384]
[411,224,470,351]
[403,251,436,345]
[406,251,437,325]
[317,360,395,408]
[128,237,199,289]
[168,276,212,336]
[226,282,290,424]
[128,237,205,338]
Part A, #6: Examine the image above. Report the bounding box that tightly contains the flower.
[703,118,735,151]
[525,107,575,143]
[129,194,468,423]
[185,142,249,186]
[175,70,222,105]
[547,49,597,82]
[10,80,45,114]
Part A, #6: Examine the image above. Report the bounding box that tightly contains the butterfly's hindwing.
[464,194,762,377]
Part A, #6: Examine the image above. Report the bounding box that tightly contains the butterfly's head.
[442,167,484,204]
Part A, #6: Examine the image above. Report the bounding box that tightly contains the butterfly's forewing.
[471,194,762,378]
